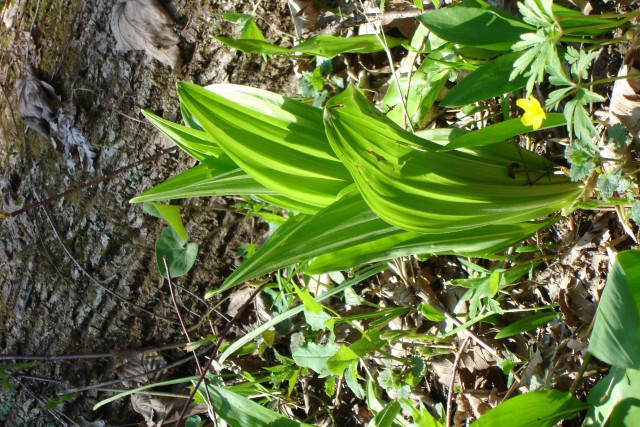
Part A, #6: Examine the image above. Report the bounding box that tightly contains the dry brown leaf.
[110,0,181,68]
[16,67,60,138]
[610,33,640,139]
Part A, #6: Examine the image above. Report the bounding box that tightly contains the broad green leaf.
[213,34,405,58]
[417,8,532,51]
[440,51,529,107]
[200,384,315,427]
[374,400,402,427]
[441,113,566,151]
[471,390,588,427]
[152,203,187,240]
[324,86,580,233]
[132,164,320,213]
[221,191,552,291]
[494,311,558,339]
[308,218,552,274]
[585,367,640,426]
[221,13,265,41]
[177,83,353,212]
[419,303,446,322]
[326,331,384,375]
[292,342,338,376]
[142,110,233,165]
[155,226,198,278]
[589,249,640,370]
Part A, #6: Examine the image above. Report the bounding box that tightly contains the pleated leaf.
[176,83,353,212]
[323,86,580,233]
[221,191,553,291]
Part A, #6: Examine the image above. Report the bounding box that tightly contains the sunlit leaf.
[494,311,558,339]
[417,8,531,51]
[471,390,588,426]
[589,249,640,370]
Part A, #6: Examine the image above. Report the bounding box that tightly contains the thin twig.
[163,257,217,424]
[36,204,178,324]
[11,375,77,427]
[175,283,267,426]
[0,341,192,362]
[446,336,471,427]
[62,344,216,394]
[1,146,177,219]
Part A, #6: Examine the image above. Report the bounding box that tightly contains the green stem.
[570,352,592,394]
[588,73,640,88]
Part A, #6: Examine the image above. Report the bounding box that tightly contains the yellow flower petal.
[517,96,546,130]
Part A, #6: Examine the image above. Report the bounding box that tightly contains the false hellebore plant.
[132,82,580,295]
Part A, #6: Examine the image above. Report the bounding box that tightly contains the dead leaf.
[110,0,181,68]
[610,33,640,139]
[16,67,60,138]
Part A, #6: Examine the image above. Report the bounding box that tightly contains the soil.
[0,0,298,425]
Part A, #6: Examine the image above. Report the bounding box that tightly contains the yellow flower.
[516,96,546,130]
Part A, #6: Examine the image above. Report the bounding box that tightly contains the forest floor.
[0,0,635,426]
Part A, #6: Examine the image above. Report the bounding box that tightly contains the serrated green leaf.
[292,342,338,376]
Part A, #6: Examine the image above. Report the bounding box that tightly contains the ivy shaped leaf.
[155,226,198,278]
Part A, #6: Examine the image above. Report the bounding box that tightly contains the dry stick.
[1,146,178,219]
[175,283,267,427]
[310,9,427,36]
[446,336,471,427]
[162,256,217,424]
[0,341,193,362]
[63,344,216,394]
[11,375,77,427]
[36,204,178,324]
